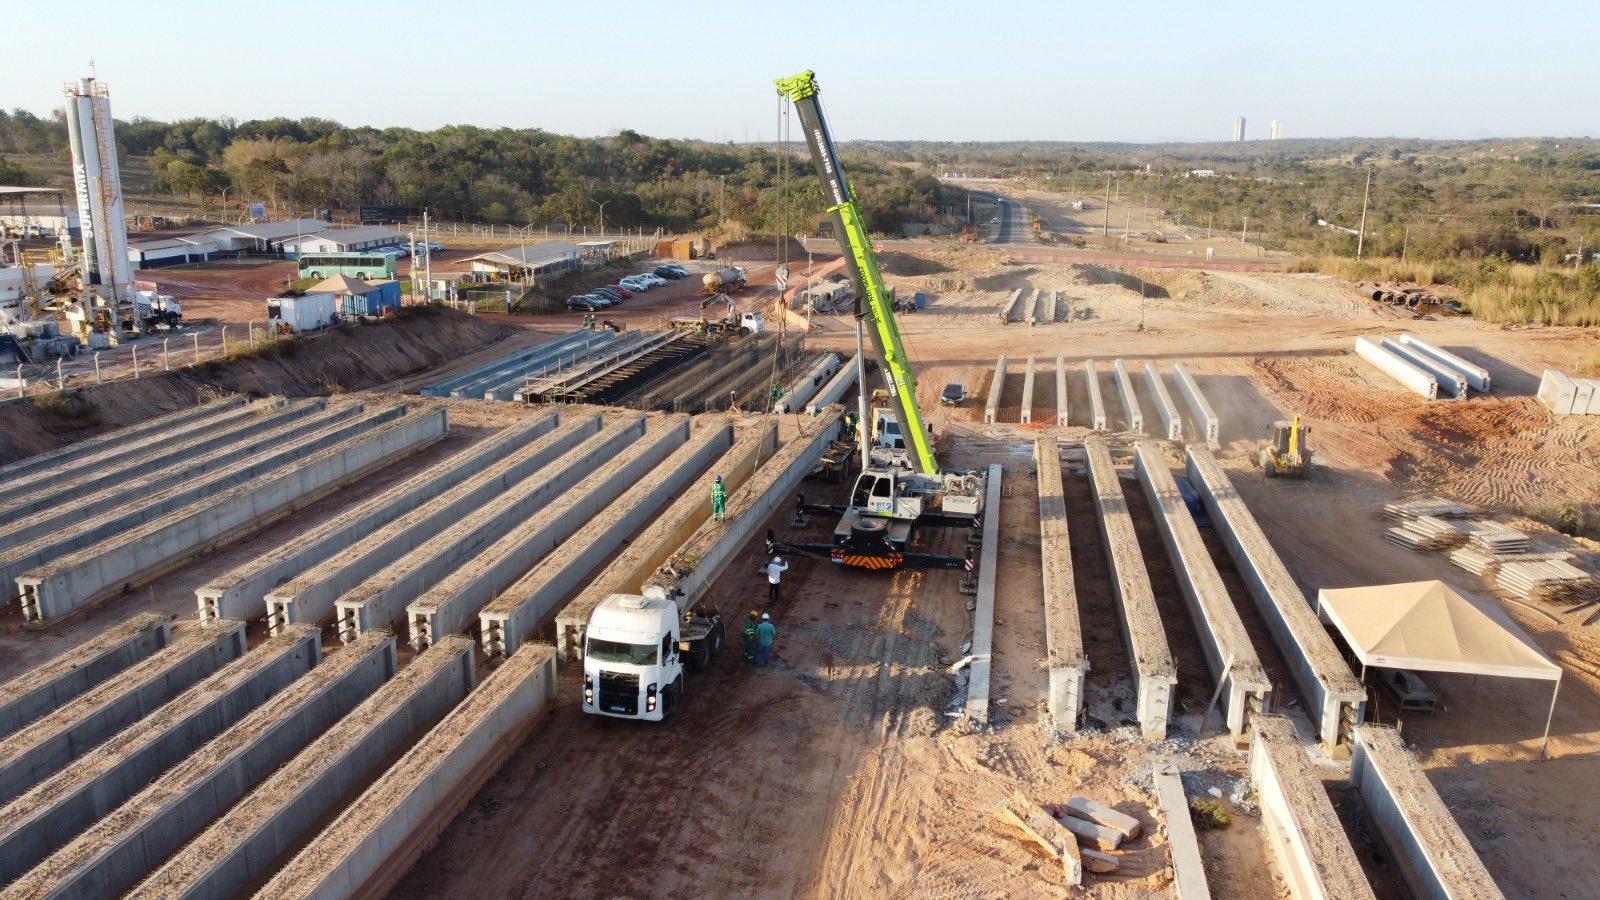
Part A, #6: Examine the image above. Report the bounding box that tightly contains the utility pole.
[423,210,432,302]
[1402,225,1409,262]
[1241,216,1248,246]
[1356,168,1373,259]
[1102,174,1111,237]
[1207,213,1213,239]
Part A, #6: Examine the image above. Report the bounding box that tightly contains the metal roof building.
[467,241,582,283]
[126,235,222,269]
[196,218,331,253]
[280,226,406,256]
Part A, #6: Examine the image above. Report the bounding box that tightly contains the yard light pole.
[595,201,610,236]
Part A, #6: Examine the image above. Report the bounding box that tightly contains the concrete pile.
[1538,368,1600,415]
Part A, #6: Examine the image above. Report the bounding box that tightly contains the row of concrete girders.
[998,289,1079,325]
[963,464,1004,723]
[512,330,666,402]
[0,399,401,608]
[805,355,859,415]
[773,351,840,414]
[18,406,448,625]
[0,395,248,500]
[477,332,625,402]
[1034,439,1087,734]
[0,613,168,741]
[640,336,759,412]
[417,327,595,398]
[983,358,1215,443]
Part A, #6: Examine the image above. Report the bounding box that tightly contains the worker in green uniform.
[711,473,727,523]
[743,610,759,664]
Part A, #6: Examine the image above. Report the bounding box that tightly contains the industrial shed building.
[280,226,406,257]
[311,274,403,316]
[127,235,222,269]
[467,241,581,283]
[197,218,331,254]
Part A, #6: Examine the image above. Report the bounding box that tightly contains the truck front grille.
[598,671,640,715]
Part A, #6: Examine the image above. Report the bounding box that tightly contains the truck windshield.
[587,638,657,665]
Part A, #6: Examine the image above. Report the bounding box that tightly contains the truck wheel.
[689,642,711,673]
[709,622,724,656]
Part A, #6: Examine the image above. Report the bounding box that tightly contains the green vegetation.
[1188,797,1231,831]
[0,154,43,186]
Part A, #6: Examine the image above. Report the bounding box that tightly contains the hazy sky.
[8,0,1596,143]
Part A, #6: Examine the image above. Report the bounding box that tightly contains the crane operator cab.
[848,468,926,521]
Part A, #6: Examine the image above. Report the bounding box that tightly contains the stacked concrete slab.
[0,625,320,885]
[1185,446,1365,754]
[264,413,588,633]
[406,417,690,650]
[198,415,559,623]
[333,416,644,643]
[1350,725,1505,900]
[1083,437,1175,739]
[0,622,247,807]
[18,406,448,625]
[1172,363,1219,446]
[1133,441,1270,743]
[256,643,560,900]
[1249,716,1376,899]
[7,632,398,899]
[1034,440,1086,732]
[0,613,169,740]
[984,356,1006,424]
[964,465,1003,723]
[131,637,476,900]
[476,423,733,660]
[549,422,778,661]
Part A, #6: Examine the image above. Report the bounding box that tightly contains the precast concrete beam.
[477,423,731,660]
[0,396,247,499]
[0,625,321,886]
[1144,363,1184,442]
[197,415,558,624]
[964,464,1004,723]
[1113,359,1144,434]
[1020,357,1036,424]
[1083,437,1175,739]
[1185,446,1365,754]
[131,637,475,900]
[1044,290,1059,323]
[333,417,646,643]
[1085,360,1107,431]
[1028,288,1043,323]
[0,621,246,807]
[9,632,399,900]
[1381,337,1467,399]
[407,417,691,650]
[1153,760,1213,899]
[17,408,447,625]
[1034,440,1085,733]
[1249,716,1377,900]
[984,356,1007,424]
[455,330,609,398]
[1355,335,1438,400]
[551,423,778,661]
[999,289,1025,324]
[1055,356,1068,426]
[1134,442,1271,743]
[264,414,595,634]
[1173,363,1219,446]
[482,332,624,401]
[0,401,400,608]
[256,643,559,900]
[1398,333,1490,391]
[418,328,591,397]
[773,352,840,414]
[0,613,169,740]
[805,356,859,416]
[1350,726,1505,900]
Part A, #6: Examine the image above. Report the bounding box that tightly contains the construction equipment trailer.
[769,69,984,572]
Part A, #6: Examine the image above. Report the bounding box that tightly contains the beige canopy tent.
[1317,580,1563,755]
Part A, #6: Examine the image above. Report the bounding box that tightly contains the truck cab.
[582,588,723,721]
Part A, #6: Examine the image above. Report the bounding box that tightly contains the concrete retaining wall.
[984,356,1006,424]
[805,356,859,416]
[1020,357,1036,425]
[407,418,690,650]
[964,464,1003,723]
[1173,363,1219,446]
[551,423,778,661]
[256,643,559,900]
[1249,716,1376,900]
[1134,442,1270,743]
[9,633,399,899]
[773,352,839,414]
[1085,360,1107,431]
[1113,359,1144,434]
[1185,446,1365,754]
[0,613,170,740]
[0,621,246,807]
[1350,726,1504,900]
[264,414,593,634]
[1034,440,1085,733]
[131,637,475,900]
[18,408,447,625]
[1145,363,1183,442]
[0,625,320,886]
[1084,437,1175,739]
[476,424,730,659]
[197,415,557,624]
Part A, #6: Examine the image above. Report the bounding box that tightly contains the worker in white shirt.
[765,556,789,605]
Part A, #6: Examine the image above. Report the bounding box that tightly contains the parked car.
[591,288,626,304]
[638,273,667,287]
[423,241,444,251]
[567,295,604,311]
[599,284,633,298]
[619,276,651,291]
[654,265,686,279]
[940,382,967,405]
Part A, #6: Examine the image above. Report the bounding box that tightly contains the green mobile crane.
[767,70,985,571]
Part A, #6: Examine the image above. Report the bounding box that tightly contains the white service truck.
[582,575,725,721]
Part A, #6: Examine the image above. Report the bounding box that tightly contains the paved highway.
[989,196,1034,245]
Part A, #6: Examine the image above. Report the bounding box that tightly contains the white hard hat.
[772,556,782,564]
[761,612,770,620]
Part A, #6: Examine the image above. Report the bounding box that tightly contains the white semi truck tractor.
[582,575,725,721]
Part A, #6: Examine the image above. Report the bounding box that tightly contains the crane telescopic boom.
[774,70,938,476]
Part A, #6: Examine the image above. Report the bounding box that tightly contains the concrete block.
[1398,333,1490,391]
[1055,356,1067,425]
[0,621,247,807]
[1350,725,1505,900]
[265,414,596,634]
[1153,761,1212,899]
[1034,440,1085,733]
[805,356,859,416]
[1249,716,1377,900]
[9,632,398,900]
[1021,357,1036,424]
[773,352,840,414]
[1356,335,1438,400]
[131,638,475,900]
[551,423,777,661]
[257,643,559,900]
[196,415,557,624]
[1112,359,1144,434]
[477,424,731,660]
[0,625,321,886]
[994,791,1082,886]
[1383,337,1468,399]
[984,356,1006,424]
[1085,360,1107,431]
[0,613,169,741]
[1172,363,1219,446]
[1084,437,1174,739]
[964,464,1003,723]
[407,418,689,650]
[1144,362,1183,441]
[1186,446,1365,755]
[18,407,447,625]
[1065,796,1142,840]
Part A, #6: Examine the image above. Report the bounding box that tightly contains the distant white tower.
[1233,116,1247,142]
[64,77,133,333]
[1270,120,1282,141]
